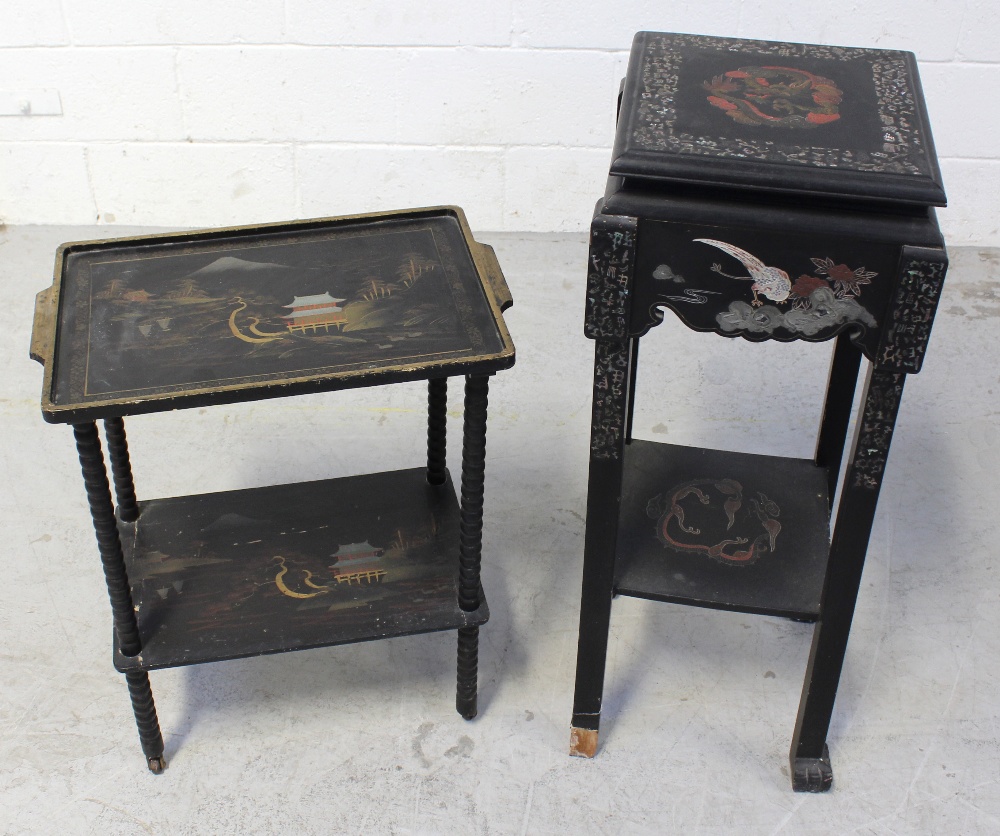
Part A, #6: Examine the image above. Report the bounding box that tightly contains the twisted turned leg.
[74,422,164,772]
[455,375,489,720]
[103,417,139,522]
[427,378,448,486]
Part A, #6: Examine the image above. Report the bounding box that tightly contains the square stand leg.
[790,367,906,791]
[570,339,635,755]
[814,334,863,504]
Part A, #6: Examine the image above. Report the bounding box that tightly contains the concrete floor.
[2,225,999,834]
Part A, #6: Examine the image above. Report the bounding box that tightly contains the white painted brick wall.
[0,48,183,140]
[63,0,286,45]
[1,1,997,244]
[86,143,297,225]
[297,145,507,230]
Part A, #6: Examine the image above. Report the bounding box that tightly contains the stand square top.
[31,207,514,423]
[611,32,946,207]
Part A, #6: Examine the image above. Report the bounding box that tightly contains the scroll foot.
[791,746,832,792]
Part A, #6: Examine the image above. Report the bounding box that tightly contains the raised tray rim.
[34,206,515,423]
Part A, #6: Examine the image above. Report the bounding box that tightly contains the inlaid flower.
[790,274,830,308]
[791,274,828,297]
[810,257,877,297]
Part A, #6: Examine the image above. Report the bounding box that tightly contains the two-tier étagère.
[32,206,515,772]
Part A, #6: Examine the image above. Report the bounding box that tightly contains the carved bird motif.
[694,239,791,306]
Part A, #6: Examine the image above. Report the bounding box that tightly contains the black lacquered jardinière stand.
[568,32,948,791]
[31,206,515,772]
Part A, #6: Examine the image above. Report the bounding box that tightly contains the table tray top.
[611,31,946,207]
[32,207,514,422]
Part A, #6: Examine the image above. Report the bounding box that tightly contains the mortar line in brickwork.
[81,146,100,221]
[4,44,629,54]
[292,142,302,216]
[56,0,73,46]
[8,141,984,163]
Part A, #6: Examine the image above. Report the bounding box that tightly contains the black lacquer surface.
[570,33,948,789]
[115,468,488,672]
[37,209,514,422]
[614,440,830,619]
[612,32,946,206]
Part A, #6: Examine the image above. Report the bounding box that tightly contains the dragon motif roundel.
[703,66,843,129]
[646,479,782,566]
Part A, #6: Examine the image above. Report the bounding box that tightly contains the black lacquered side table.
[31,206,515,772]
[569,32,947,791]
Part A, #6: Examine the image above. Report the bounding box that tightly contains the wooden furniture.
[31,207,515,772]
[569,32,948,791]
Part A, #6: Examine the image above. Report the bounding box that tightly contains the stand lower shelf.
[114,467,488,672]
[614,440,831,620]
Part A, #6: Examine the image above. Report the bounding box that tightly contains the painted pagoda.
[330,541,387,585]
[281,292,347,334]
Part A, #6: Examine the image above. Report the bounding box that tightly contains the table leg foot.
[126,671,165,771]
[456,625,478,720]
[569,727,598,758]
[791,745,833,792]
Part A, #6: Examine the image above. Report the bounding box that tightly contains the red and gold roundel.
[703,66,843,129]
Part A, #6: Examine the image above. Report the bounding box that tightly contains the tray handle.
[30,287,57,366]
[476,243,513,313]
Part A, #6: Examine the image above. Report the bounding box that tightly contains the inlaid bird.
[694,239,791,306]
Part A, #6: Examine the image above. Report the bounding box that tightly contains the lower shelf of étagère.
[113,467,487,672]
[613,440,832,620]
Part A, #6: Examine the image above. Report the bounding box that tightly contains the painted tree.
[397,253,437,288]
[167,278,208,299]
[360,277,394,301]
[96,278,125,299]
